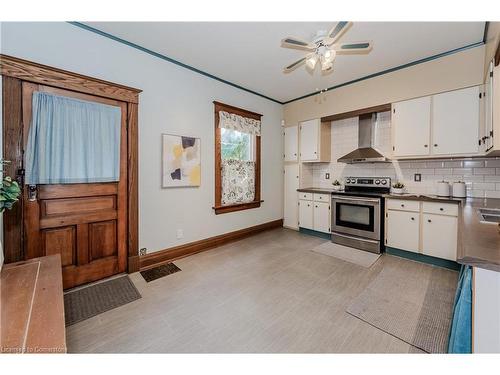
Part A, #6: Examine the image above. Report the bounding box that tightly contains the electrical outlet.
[176,229,184,239]
[414,173,421,182]
[139,248,147,256]
[325,173,330,180]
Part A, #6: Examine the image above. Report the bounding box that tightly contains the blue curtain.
[448,265,472,353]
[25,92,121,184]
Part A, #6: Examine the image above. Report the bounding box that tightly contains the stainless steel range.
[331,177,391,254]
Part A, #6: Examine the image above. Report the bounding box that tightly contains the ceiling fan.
[281,22,372,73]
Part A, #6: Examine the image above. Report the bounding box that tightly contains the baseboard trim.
[128,255,140,273]
[299,227,332,240]
[386,247,460,271]
[139,219,283,271]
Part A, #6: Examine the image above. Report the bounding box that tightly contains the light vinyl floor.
[67,228,454,353]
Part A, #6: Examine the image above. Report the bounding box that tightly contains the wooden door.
[283,126,298,161]
[283,164,299,229]
[299,119,319,161]
[21,82,128,289]
[431,86,480,156]
[392,96,431,157]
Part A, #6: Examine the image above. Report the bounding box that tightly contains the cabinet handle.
[314,152,317,154]
[424,144,428,148]
[411,217,415,221]
[439,208,444,211]
[434,144,438,147]
[428,219,432,223]
[307,204,310,207]
[401,204,405,207]
[315,205,318,208]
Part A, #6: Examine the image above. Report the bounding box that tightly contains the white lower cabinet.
[313,202,330,233]
[299,195,331,234]
[385,198,459,261]
[298,199,314,230]
[422,214,458,261]
[386,209,420,252]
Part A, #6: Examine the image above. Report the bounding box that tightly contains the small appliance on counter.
[437,181,450,197]
[452,181,466,198]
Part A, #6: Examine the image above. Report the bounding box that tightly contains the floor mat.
[64,275,141,326]
[346,262,458,353]
[140,263,181,282]
[311,242,380,268]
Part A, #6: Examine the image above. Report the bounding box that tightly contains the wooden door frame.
[0,54,142,272]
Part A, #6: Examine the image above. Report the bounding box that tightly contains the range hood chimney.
[337,113,389,164]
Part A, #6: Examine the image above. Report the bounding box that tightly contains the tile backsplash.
[304,112,500,198]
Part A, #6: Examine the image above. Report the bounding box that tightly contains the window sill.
[213,200,263,215]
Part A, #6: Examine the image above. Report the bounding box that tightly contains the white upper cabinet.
[299,119,331,162]
[392,96,431,157]
[283,126,298,162]
[432,86,480,155]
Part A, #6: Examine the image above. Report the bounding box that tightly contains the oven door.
[332,195,380,240]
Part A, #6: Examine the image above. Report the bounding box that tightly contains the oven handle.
[333,232,380,244]
[332,196,380,204]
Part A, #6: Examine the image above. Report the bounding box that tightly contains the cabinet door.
[313,202,330,234]
[422,214,457,261]
[284,126,298,161]
[386,210,420,252]
[392,96,431,157]
[284,164,299,229]
[432,86,480,155]
[298,199,313,230]
[485,62,493,151]
[300,119,319,161]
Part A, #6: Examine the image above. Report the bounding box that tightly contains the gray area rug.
[64,275,141,326]
[312,242,381,268]
[346,261,458,353]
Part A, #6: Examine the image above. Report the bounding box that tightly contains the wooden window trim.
[213,101,263,215]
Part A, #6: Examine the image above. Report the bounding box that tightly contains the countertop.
[297,188,500,272]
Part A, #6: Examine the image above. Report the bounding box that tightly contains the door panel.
[422,214,457,261]
[283,164,299,229]
[299,200,313,230]
[21,82,128,289]
[284,126,298,161]
[299,119,319,161]
[392,97,431,157]
[313,202,330,234]
[432,86,480,155]
[386,210,420,253]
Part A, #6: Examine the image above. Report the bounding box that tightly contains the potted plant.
[392,181,405,195]
[332,180,342,191]
[0,160,21,272]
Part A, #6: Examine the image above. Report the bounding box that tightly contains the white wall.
[0,22,283,254]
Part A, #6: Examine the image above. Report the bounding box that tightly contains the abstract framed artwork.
[162,134,201,188]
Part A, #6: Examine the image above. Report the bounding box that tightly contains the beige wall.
[484,22,500,77]
[283,45,485,126]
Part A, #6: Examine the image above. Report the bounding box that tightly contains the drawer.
[313,193,330,202]
[298,192,313,200]
[422,201,458,216]
[386,198,420,212]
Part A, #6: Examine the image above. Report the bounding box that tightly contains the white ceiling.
[85,22,485,103]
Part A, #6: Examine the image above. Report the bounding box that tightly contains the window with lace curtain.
[213,101,262,215]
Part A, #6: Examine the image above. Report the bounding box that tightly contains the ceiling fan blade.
[281,37,316,51]
[334,41,372,53]
[283,57,307,73]
[325,21,352,45]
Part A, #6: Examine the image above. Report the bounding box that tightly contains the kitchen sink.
[478,208,500,224]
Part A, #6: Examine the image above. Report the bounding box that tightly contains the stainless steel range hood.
[337,113,389,164]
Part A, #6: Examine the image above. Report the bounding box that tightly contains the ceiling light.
[306,54,318,70]
[323,49,336,63]
[321,60,333,71]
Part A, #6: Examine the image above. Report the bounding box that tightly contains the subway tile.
[485,159,500,168]
[451,168,473,176]
[497,183,500,191]
[474,168,496,175]
[485,190,500,198]
[464,160,485,168]
[434,168,453,175]
[443,161,463,168]
[467,190,485,198]
[425,161,445,168]
[484,175,500,182]
[473,182,496,191]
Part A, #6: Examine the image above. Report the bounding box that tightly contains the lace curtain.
[221,159,255,205]
[219,110,259,206]
[218,111,261,136]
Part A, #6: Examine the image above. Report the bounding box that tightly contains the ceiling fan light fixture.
[306,54,318,70]
[321,60,333,71]
[323,48,336,63]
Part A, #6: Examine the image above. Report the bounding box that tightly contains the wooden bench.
[1,254,66,353]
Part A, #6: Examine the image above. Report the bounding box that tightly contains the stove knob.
[375,179,380,185]
[345,178,351,184]
[381,179,387,185]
